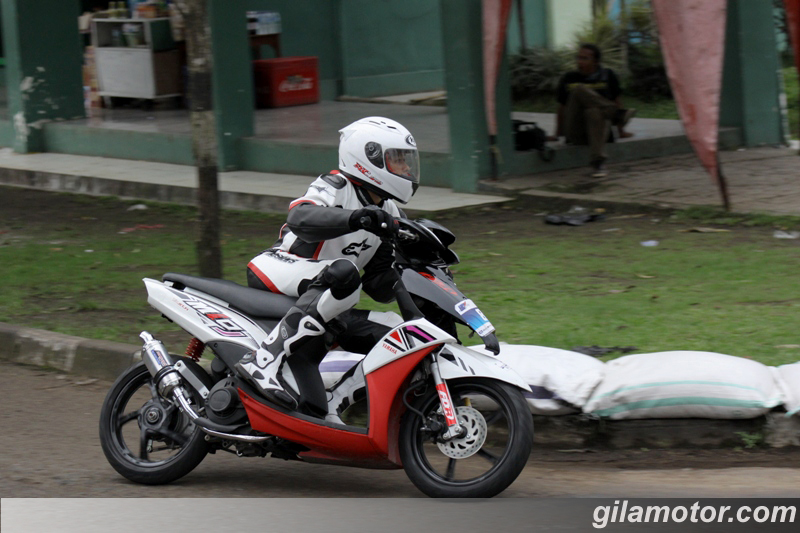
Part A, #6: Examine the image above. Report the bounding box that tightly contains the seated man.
[550,43,636,178]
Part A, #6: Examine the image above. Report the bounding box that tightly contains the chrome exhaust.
[139,331,183,398]
[139,331,270,444]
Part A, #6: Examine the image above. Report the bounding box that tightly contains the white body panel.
[361,318,456,375]
[438,344,531,392]
[145,278,529,400]
[143,278,265,351]
[360,318,530,392]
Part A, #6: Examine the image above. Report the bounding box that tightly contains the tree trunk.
[175,0,222,278]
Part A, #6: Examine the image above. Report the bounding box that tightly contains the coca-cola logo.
[279,75,314,92]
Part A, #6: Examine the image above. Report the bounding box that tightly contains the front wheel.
[399,378,533,498]
[99,359,211,484]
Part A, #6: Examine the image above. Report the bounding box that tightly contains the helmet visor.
[385,148,420,185]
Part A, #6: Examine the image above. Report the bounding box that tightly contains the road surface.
[1,361,799,499]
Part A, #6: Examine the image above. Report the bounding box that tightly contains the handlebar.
[360,216,418,242]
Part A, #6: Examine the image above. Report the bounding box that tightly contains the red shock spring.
[185,337,206,362]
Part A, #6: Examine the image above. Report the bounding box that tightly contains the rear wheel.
[399,378,533,498]
[99,359,210,484]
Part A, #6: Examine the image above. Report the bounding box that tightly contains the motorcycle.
[99,218,534,498]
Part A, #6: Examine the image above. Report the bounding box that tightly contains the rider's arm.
[362,240,399,303]
[286,203,354,241]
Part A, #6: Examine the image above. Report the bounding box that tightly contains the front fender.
[438,344,531,392]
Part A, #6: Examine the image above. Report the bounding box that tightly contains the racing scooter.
[99,218,533,497]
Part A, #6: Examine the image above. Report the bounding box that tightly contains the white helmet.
[338,117,420,204]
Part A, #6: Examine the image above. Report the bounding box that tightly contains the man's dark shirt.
[556,67,621,105]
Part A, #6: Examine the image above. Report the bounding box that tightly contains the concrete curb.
[0,322,140,382]
[0,166,512,218]
[1,321,798,449]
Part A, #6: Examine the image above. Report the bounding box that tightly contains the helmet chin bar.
[346,172,408,206]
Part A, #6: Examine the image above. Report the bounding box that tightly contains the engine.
[205,378,248,426]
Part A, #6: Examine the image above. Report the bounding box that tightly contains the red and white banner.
[787,0,800,75]
[652,0,730,209]
[482,0,513,137]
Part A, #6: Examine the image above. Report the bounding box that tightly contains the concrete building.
[0,0,787,195]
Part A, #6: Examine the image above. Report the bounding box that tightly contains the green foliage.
[509,47,572,101]
[735,431,764,449]
[572,10,625,76]
[509,0,672,104]
[627,44,671,101]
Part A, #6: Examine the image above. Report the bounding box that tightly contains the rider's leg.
[237,259,361,408]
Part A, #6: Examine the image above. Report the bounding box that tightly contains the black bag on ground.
[513,120,555,161]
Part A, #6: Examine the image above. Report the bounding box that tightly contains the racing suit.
[236,172,403,407]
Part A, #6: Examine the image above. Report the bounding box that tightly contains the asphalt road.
[2,361,800,499]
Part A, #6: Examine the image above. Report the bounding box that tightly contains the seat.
[162,273,296,319]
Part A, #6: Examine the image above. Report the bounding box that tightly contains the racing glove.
[349,205,399,238]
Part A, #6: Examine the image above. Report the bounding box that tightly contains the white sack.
[775,362,800,416]
[583,351,783,420]
[469,344,606,415]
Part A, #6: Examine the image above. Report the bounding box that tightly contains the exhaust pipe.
[139,331,259,442]
[139,331,184,398]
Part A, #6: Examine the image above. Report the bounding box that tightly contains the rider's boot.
[238,259,363,409]
[236,307,325,409]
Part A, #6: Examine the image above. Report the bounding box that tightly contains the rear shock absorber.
[185,337,205,362]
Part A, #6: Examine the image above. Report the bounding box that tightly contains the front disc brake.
[436,405,487,459]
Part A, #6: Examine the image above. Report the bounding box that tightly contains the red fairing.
[239,389,384,463]
[239,346,436,467]
[366,346,436,465]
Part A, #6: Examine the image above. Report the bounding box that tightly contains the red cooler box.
[253,57,319,108]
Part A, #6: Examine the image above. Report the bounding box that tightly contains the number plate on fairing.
[454,299,495,337]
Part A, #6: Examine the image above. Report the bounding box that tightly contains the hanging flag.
[786,0,800,148]
[482,0,513,137]
[787,0,800,71]
[652,0,730,210]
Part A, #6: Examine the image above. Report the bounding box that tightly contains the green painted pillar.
[209,0,254,170]
[440,0,514,191]
[442,0,516,193]
[720,0,783,146]
[1,0,84,153]
[495,51,514,178]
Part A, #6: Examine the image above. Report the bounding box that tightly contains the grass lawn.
[3,188,800,368]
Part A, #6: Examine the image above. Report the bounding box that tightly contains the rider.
[236,117,421,408]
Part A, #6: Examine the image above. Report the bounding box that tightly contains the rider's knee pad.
[321,259,361,300]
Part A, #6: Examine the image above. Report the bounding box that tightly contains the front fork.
[429,352,465,440]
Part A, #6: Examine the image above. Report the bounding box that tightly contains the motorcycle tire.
[399,378,533,498]
[99,358,212,485]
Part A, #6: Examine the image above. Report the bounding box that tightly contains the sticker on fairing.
[454,299,495,336]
